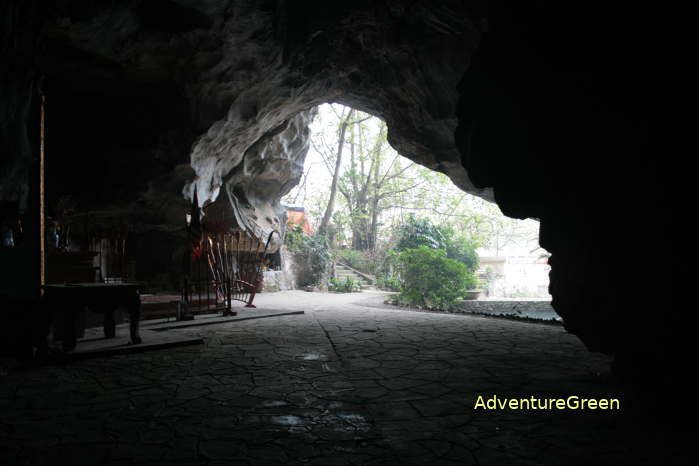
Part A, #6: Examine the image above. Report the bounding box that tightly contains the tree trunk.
[368,197,379,250]
[349,118,371,251]
[318,109,352,235]
[367,137,382,250]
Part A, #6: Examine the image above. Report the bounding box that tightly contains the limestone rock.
[30,1,490,238]
[0,1,679,379]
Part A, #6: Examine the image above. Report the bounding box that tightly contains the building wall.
[479,254,551,299]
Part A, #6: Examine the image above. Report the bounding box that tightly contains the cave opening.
[0,2,688,464]
[282,102,553,312]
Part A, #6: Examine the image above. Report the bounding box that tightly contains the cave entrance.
[280,104,552,318]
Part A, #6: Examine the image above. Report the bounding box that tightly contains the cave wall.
[7,0,491,286]
[0,1,679,379]
[0,1,43,298]
[454,3,673,380]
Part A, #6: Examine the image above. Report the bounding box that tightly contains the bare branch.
[349,115,372,126]
[378,180,427,199]
[311,139,335,175]
[380,157,416,186]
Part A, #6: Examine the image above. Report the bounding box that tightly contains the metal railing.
[181,230,277,316]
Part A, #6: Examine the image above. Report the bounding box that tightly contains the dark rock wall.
[455,3,673,380]
[0,1,43,298]
[0,1,679,378]
[13,0,490,286]
[0,1,42,209]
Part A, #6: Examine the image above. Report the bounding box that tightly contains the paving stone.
[0,291,683,465]
[199,439,248,460]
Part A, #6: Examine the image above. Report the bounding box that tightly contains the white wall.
[478,248,551,299]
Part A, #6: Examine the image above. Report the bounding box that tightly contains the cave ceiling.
[36,0,491,247]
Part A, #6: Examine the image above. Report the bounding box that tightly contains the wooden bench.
[41,282,142,351]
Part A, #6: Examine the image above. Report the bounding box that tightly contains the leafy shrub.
[438,225,479,272]
[376,276,401,291]
[303,234,332,286]
[396,246,477,309]
[329,276,362,293]
[335,248,401,291]
[395,215,446,252]
[285,226,332,287]
[394,216,479,272]
[284,224,306,252]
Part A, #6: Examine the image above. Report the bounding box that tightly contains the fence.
[181,229,277,315]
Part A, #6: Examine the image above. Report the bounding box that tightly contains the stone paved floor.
[0,291,687,465]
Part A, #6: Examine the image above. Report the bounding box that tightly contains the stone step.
[335,272,366,279]
[335,265,358,271]
[334,263,374,286]
[335,270,367,277]
[334,276,370,284]
[334,272,369,284]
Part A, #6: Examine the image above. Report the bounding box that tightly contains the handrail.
[333,260,375,284]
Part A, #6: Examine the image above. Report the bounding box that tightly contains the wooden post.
[39,91,45,290]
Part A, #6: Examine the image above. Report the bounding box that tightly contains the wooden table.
[42,283,142,351]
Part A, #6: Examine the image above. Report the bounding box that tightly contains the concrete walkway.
[0,291,685,465]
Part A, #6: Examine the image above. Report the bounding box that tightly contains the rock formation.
[0,1,679,382]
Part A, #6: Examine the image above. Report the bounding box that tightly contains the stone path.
[0,291,686,465]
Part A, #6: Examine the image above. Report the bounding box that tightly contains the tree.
[393,214,479,272]
[438,224,479,273]
[394,214,446,251]
[336,116,424,250]
[283,103,544,260]
[317,107,351,235]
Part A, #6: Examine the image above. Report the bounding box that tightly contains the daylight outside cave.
[274,104,552,317]
[1,2,684,464]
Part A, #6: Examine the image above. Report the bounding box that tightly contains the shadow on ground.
[0,291,686,465]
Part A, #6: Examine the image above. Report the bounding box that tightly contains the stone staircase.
[334,263,373,290]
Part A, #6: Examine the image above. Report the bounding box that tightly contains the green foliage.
[286,227,332,287]
[396,246,477,309]
[334,249,374,274]
[376,276,401,291]
[395,214,446,251]
[374,248,399,279]
[438,225,479,273]
[335,248,402,291]
[394,215,479,272]
[329,276,362,293]
[281,104,543,298]
[304,234,332,286]
[284,224,306,252]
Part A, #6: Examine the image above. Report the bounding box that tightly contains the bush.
[395,215,446,252]
[393,215,479,273]
[376,276,401,291]
[285,226,332,287]
[329,276,362,293]
[284,224,306,251]
[438,225,479,273]
[396,246,477,309]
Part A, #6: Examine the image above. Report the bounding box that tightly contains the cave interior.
[0,1,690,463]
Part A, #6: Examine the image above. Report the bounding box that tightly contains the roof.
[287,210,313,235]
[282,204,305,213]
